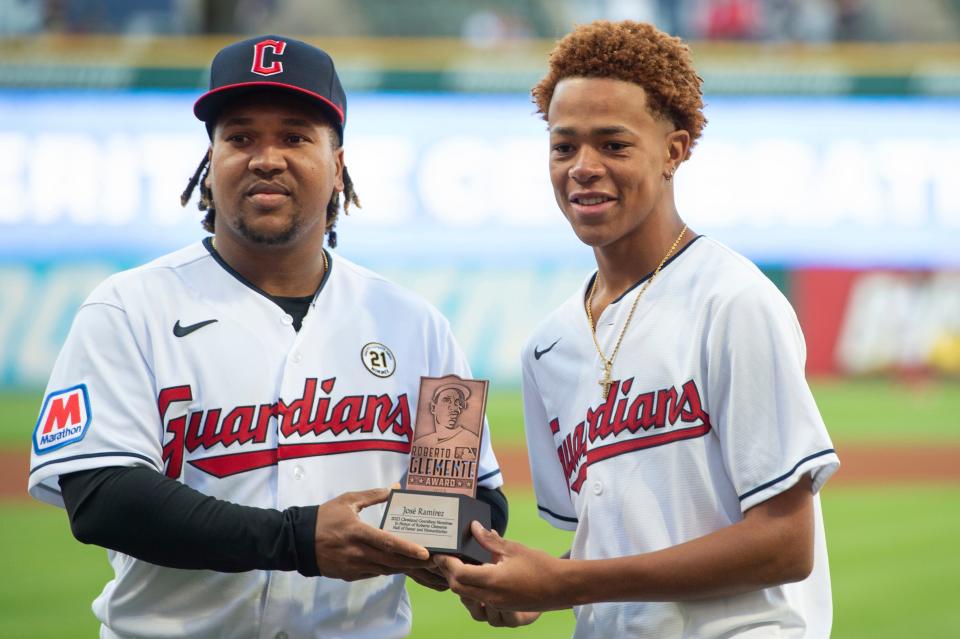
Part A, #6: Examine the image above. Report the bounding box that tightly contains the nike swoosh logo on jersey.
[534,338,560,360]
[173,319,218,337]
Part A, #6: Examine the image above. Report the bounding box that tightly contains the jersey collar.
[584,234,704,306]
[201,236,333,307]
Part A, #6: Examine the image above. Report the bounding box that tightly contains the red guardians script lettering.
[158,377,412,478]
[553,378,712,493]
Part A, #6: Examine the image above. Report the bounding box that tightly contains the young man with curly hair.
[437,21,839,638]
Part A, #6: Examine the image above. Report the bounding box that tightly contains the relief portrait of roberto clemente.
[412,382,479,459]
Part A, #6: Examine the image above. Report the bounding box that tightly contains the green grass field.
[3,488,959,638]
[2,381,959,637]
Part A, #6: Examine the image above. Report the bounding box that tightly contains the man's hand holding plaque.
[380,375,493,564]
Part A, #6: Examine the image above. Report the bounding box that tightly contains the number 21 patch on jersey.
[361,342,396,378]
[33,384,92,455]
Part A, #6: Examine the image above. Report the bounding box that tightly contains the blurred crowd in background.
[2,0,960,42]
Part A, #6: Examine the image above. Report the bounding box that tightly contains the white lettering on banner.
[836,273,960,374]
[29,134,101,224]
[678,138,960,229]
[819,140,885,226]
[875,141,934,227]
[931,149,960,226]
[0,133,26,223]
[418,136,497,226]
[681,140,740,227]
[0,128,958,231]
[415,136,556,227]
[346,136,415,224]
[101,135,140,226]
[141,135,203,226]
[742,139,817,227]
[0,132,197,227]
[22,133,140,226]
[499,138,556,226]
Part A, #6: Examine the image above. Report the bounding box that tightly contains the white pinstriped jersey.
[28,239,502,639]
[522,236,838,638]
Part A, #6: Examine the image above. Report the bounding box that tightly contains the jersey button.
[281,314,294,326]
[292,352,302,363]
[293,465,305,480]
[592,480,603,496]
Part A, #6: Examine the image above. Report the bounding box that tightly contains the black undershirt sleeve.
[59,466,509,574]
[476,485,509,537]
[58,466,321,576]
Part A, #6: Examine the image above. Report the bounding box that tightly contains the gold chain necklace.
[585,225,687,399]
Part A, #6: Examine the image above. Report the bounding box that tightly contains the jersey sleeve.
[706,282,839,512]
[521,352,578,531]
[430,314,503,491]
[29,298,163,507]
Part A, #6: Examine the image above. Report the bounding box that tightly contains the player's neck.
[590,216,692,316]
[212,233,328,297]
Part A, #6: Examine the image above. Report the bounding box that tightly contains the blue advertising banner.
[1,91,958,385]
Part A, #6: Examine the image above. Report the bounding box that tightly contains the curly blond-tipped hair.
[532,21,706,153]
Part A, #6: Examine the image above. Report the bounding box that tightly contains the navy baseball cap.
[194,35,346,139]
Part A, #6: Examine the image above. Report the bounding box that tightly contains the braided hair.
[179,139,360,248]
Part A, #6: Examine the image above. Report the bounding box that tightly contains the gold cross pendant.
[599,361,613,399]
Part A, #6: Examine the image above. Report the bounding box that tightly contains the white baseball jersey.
[522,236,838,639]
[28,238,502,639]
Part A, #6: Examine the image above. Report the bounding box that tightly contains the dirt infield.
[3,444,959,501]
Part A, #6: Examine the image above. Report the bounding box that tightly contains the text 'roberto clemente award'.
[379,374,492,564]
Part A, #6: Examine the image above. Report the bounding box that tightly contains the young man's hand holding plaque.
[380,375,492,564]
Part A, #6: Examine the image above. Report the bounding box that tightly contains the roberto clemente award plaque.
[380,374,492,564]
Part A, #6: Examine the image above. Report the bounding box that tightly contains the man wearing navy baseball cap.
[37,34,509,638]
[183,34,355,249]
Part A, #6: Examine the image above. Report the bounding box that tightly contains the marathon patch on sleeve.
[33,384,92,455]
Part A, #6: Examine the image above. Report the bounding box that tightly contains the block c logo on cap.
[33,384,92,454]
[252,39,287,76]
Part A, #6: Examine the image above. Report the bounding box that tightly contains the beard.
[233,210,303,246]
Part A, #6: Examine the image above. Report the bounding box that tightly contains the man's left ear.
[664,129,691,180]
[335,147,345,192]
